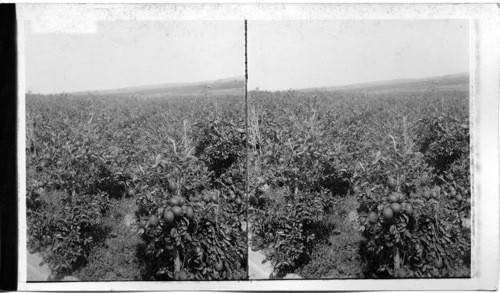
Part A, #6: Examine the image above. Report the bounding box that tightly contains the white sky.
[25,21,245,94]
[25,19,469,93]
[248,20,469,90]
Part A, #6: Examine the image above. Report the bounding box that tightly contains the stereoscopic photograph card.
[15,3,499,291]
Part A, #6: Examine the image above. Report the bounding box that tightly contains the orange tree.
[356,111,470,278]
[248,89,470,278]
[135,118,247,280]
[26,95,120,279]
[249,91,353,275]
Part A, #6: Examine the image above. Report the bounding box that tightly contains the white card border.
[16,3,499,291]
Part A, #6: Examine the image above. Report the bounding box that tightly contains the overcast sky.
[25,19,469,93]
[25,21,245,94]
[248,20,469,90]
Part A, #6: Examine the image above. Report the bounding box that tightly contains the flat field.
[26,84,471,280]
[248,87,471,279]
[26,93,248,281]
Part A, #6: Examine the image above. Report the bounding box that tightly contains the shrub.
[251,188,327,275]
[416,114,469,174]
[27,190,110,278]
[193,119,246,178]
[135,119,247,280]
[356,150,470,278]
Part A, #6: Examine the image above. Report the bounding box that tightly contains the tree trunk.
[174,247,181,273]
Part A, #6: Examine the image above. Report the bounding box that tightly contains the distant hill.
[77,76,245,98]
[71,72,468,98]
[300,72,469,94]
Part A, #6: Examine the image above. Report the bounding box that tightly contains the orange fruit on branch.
[402,202,413,216]
[149,215,159,227]
[390,203,402,214]
[383,207,394,220]
[172,206,183,217]
[387,176,397,189]
[185,206,194,219]
[163,210,175,223]
[168,180,178,193]
[170,196,181,207]
[368,212,379,224]
[389,193,400,203]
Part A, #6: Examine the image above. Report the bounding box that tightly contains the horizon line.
[27,71,468,95]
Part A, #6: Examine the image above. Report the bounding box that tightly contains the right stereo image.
[246,19,471,280]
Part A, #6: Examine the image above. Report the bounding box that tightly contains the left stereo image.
[23,19,248,282]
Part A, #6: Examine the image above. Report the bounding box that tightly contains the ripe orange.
[390,203,402,214]
[149,215,159,227]
[185,206,194,219]
[168,180,178,193]
[402,202,413,216]
[383,207,394,220]
[388,193,400,203]
[387,176,397,189]
[368,212,379,224]
[215,262,224,271]
[163,210,175,223]
[434,258,443,268]
[172,206,183,217]
[170,196,181,207]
